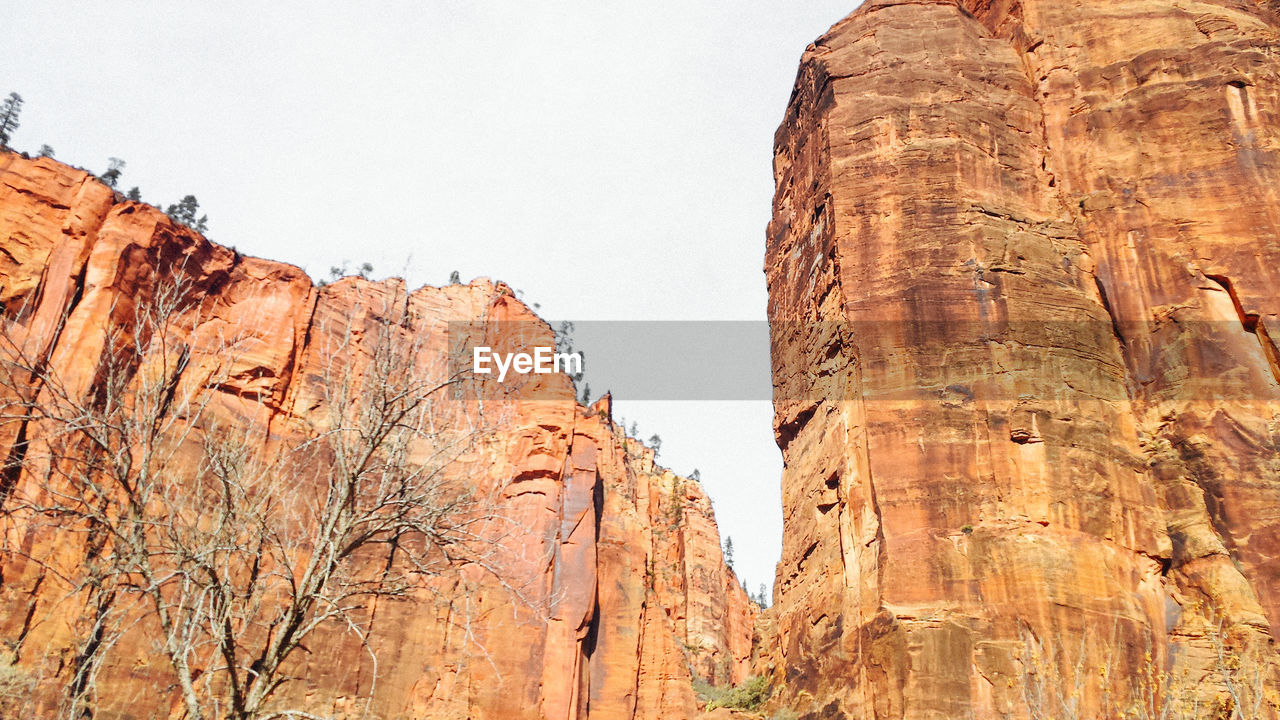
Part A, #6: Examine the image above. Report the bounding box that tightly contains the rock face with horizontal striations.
[764,1,1280,718]
[0,152,754,720]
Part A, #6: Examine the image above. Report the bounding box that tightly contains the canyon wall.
[765,1,1280,718]
[0,152,754,719]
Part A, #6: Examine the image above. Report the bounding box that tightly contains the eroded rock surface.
[764,1,1280,717]
[0,152,754,719]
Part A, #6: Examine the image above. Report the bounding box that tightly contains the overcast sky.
[6,1,861,600]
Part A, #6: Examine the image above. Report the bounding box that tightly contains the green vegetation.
[554,320,587,393]
[101,157,125,187]
[0,92,22,147]
[166,195,209,233]
[317,261,375,287]
[0,94,215,234]
[694,675,771,712]
[668,475,686,528]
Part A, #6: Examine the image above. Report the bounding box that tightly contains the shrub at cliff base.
[695,675,772,712]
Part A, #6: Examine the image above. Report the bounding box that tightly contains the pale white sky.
[6,1,861,600]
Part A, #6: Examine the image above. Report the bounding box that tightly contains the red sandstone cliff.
[0,152,754,719]
[764,1,1280,718]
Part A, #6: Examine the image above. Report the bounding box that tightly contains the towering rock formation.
[765,1,1280,717]
[0,152,754,719]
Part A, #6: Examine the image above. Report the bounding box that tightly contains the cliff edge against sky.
[0,152,754,720]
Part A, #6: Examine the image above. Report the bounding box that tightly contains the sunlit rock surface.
[0,152,754,719]
[763,2,1280,717]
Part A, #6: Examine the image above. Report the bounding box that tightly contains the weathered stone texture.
[764,1,1280,717]
[0,153,753,719]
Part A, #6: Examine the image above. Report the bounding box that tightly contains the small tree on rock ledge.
[165,194,209,233]
[0,92,22,148]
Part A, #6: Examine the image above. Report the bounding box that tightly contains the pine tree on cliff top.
[0,92,23,148]
[165,194,209,234]
[101,157,125,188]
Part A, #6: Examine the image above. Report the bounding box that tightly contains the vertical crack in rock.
[274,287,322,431]
[1092,275,1126,346]
[576,458,606,718]
[10,571,44,660]
[0,419,30,505]
[1,182,99,506]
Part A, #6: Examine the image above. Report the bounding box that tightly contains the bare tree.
[1015,612,1279,720]
[0,656,37,717]
[1206,614,1277,720]
[1,266,509,720]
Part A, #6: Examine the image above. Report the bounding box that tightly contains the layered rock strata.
[0,152,754,719]
[765,1,1280,717]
